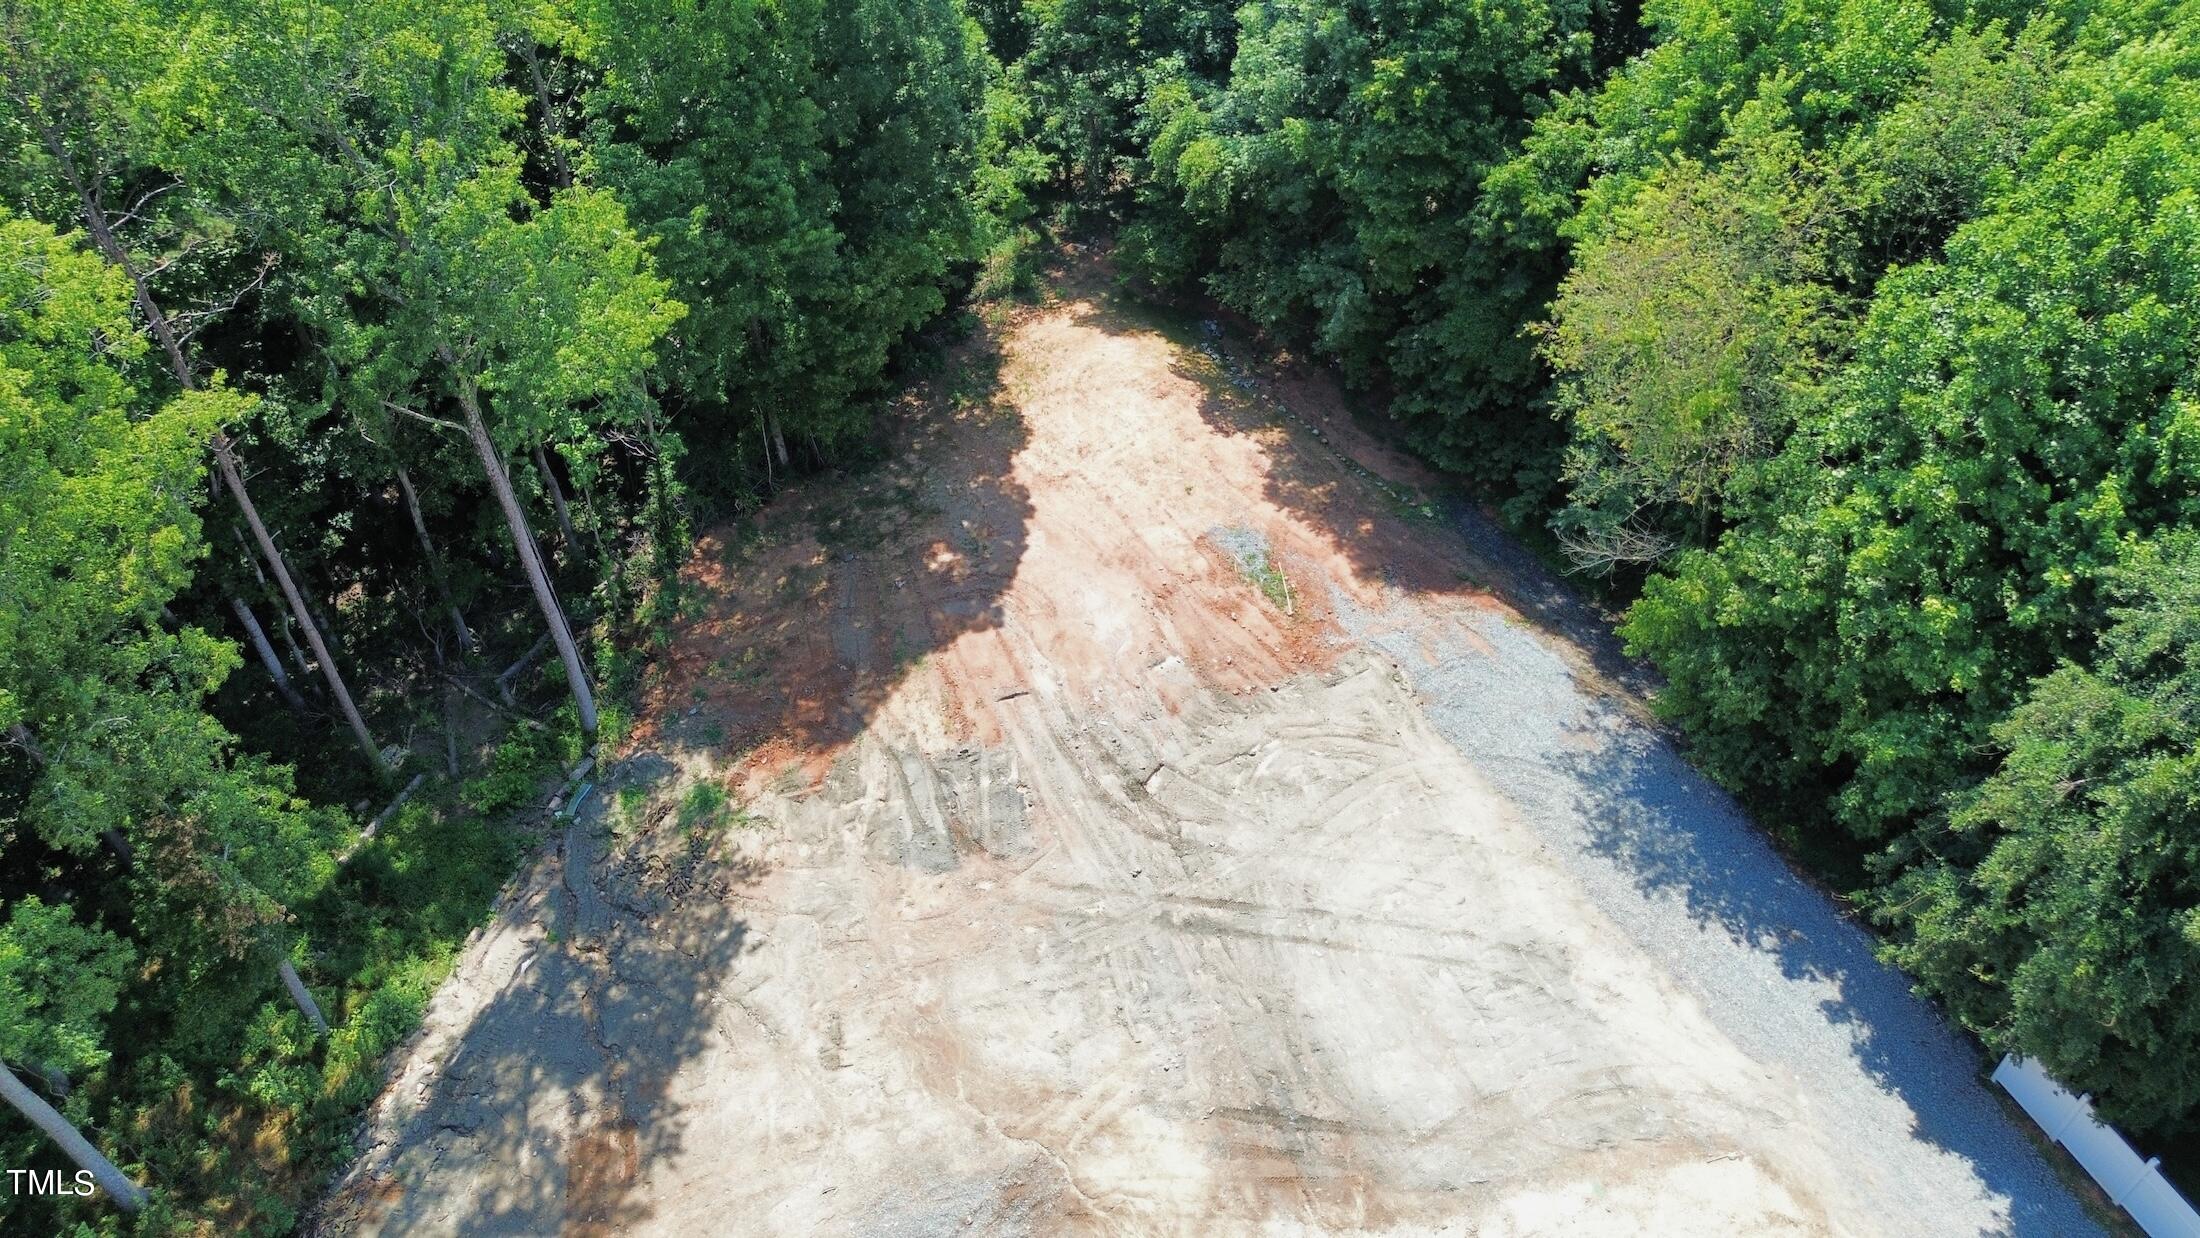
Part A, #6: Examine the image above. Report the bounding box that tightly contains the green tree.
[197,0,683,735]
[405,172,684,737]
[1543,118,1841,568]
[1100,0,1600,488]
[0,899,143,1212]
[807,0,988,435]
[0,209,229,856]
[0,0,390,775]
[1878,536,2200,1133]
[1019,0,1236,217]
[580,0,986,491]
[1622,7,2200,843]
[578,0,840,479]
[0,206,345,1217]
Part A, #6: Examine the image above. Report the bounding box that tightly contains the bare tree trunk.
[230,597,307,712]
[305,591,343,659]
[533,443,579,549]
[275,956,329,1036]
[214,440,389,775]
[0,1064,147,1213]
[274,604,312,681]
[363,772,427,840]
[232,529,313,682]
[394,464,473,653]
[521,41,576,192]
[450,372,597,734]
[764,408,790,471]
[496,633,552,705]
[35,120,384,774]
[740,322,785,485]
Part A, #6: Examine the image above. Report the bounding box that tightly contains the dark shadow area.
[311,754,767,1236]
[309,297,1031,1237]
[648,332,1032,788]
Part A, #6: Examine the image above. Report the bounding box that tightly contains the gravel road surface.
[1344,510,2104,1236]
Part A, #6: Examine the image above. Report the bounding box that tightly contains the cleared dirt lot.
[318,262,2098,1236]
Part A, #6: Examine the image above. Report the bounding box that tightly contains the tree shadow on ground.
[1547,714,2103,1236]
[1048,266,1656,699]
[1034,261,2096,1234]
[316,294,1033,1237]
[647,333,1032,791]
[313,759,768,1235]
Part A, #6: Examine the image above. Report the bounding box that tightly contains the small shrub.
[460,727,553,814]
[676,780,731,833]
[1238,549,1294,613]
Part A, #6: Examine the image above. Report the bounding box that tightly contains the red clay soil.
[641,259,1489,804]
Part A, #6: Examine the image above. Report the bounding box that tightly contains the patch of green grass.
[676,780,733,833]
[972,226,1044,302]
[459,725,557,815]
[595,702,632,753]
[1237,549,1295,613]
[614,782,650,837]
[714,645,769,686]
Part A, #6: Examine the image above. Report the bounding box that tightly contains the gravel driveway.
[1339,503,2107,1237]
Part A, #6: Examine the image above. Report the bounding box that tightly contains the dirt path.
[316,263,2099,1236]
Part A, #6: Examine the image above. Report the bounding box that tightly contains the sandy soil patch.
[315,262,2094,1237]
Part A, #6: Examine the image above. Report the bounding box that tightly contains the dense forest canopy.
[0,0,2191,1229]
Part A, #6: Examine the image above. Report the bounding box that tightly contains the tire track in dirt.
[319,258,2093,1236]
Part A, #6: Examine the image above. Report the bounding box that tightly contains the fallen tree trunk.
[0,1063,147,1213]
[496,632,553,704]
[275,956,329,1037]
[363,772,429,840]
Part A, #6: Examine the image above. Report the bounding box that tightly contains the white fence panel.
[1992,1054,2200,1237]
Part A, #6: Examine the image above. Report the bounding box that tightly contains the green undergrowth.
[17,726,573,1238]
[675,780,755,834]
